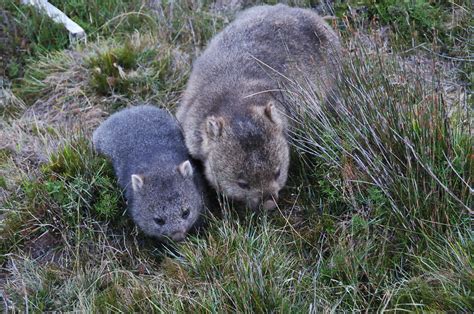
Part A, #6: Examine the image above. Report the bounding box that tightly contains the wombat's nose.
[262,194,278,210]
[171,231,186,242]
[263,199,277,210]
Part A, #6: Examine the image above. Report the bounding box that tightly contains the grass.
[47,0,152,37]
[86,37,185,101]
[280,38,472,309]
[0,0,154,80]
[0,0,69,78]
[10,0,229,108]
[12,34,190,114]
[334,0,472,57]
[1,0,472,312]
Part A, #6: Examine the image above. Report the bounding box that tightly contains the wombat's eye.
[274,168,281,180]
[182,208,190,219]
[154,218,166,226]
[237,180,250,190]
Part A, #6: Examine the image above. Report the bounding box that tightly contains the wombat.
[93,105,206,242]
[176,4,341,210]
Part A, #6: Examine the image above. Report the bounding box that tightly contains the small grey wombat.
[177,4,341,210]
[93,105,206,241]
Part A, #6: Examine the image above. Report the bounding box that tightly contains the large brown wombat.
[177,4,341,210]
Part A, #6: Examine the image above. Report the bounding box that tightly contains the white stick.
[20,0,86,43]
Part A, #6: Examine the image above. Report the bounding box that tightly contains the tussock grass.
[12,0,233,110]
[287,44,471,229]
[0,87,25,119]
[1,137,124,260]
[13,33,189,116]
[280,32,472,310]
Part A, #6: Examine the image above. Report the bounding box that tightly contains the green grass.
[335,0,472,56]
[0,0,70,78]
[279,31,472,310]
[12,48,82,104]
[0,176,6,189]
[48,0,152,37]
[1,0,472,312]
[11,0,229,107]
[366,0,471,52]
[13,35,190,111]
[86,38,183,101]
[0,0,154,80]
[0,138,125,260]
[0,0,69,51]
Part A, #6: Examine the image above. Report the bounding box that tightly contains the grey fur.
[176,4,341,209]
[93,105,206,241]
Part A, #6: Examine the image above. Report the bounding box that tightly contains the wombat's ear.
[178,160,193,178]
[131,174,144,191]
[206,116,224,139]
[263,102,282,125]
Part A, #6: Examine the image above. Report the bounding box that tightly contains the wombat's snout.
[263,195,278,210]
[263,198,276,210]
[171,231,186,242]
[249,193,278,210]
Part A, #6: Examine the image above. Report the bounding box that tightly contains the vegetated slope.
[0,0,472,312]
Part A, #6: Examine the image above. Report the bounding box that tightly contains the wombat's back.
[178,4,341,139]
[93,105,188,187]
[184,4,340,100]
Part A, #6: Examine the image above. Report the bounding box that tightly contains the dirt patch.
[23,231,62,263]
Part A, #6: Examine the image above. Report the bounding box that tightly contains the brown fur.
[176,4,341,209]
